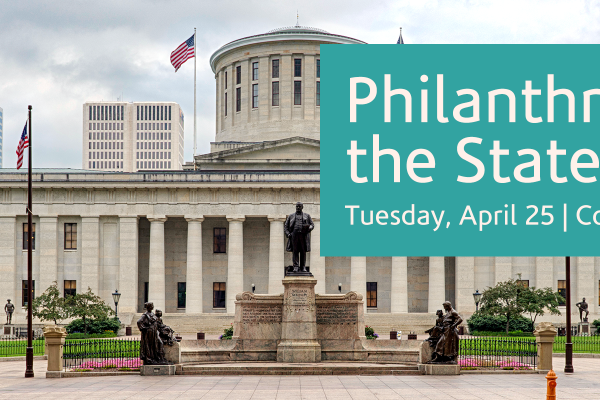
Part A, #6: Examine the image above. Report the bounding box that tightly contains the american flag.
[170,34,195,72]
[16,122,29,169]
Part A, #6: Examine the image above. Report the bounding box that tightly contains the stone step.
[178,362,421,375]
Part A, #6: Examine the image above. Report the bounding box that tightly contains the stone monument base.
[277,340,321,363]
[578,322,590,335]
[140,365,176,376]
[2,325,15,336]
[418,363,460,375]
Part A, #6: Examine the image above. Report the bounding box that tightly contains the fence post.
[43,326,67,372]
[534,322,557,371]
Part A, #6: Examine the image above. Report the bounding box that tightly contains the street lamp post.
[112,289,121,324]
[473,289,482,312]
[565,256,574,373]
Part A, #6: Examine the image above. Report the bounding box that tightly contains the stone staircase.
[177,362,421,375]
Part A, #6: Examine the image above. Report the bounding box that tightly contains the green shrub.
[65,318,121,335]
[593,319,600,330]
[365,326,379,339]
[470,330,534,337]
[467,314,533,333]
[66,331,117,339]
[220,325,233,340]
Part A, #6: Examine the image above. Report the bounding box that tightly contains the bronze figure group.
[137,302,175,365]
[425,301,463,364]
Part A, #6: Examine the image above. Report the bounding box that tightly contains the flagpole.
[193,27,197,161]
[25,105,34,378]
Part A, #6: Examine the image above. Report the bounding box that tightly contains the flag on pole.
[170,34,195,72]
[16,122,29,169]
[397,27,404,44]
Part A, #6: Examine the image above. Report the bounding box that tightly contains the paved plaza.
[0,358,598,399]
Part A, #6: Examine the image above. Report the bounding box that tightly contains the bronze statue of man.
[4,300,14,325]
[284,202,314,272]
[431,301,463,364]
[576,298,589,322]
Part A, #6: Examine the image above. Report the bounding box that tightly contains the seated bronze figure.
[137,302,171,365]
[429,301,462,364]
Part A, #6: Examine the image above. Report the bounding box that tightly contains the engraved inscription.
[242,306,282,323]
[316,305,358,324]
[287,288,309,305]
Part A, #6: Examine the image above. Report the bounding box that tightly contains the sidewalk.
[0,357,598,399]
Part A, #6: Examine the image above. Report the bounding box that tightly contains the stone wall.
[202,217,229,313]
[325,256,350,294]
[366,257,391,313]
[242,218,270,294]
[165,218,187,313]
[137,218,150,312]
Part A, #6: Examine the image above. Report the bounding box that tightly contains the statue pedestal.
[277,275,321,363]
[3,325,15,336]
[578,322,590,335]
[140,365,176,376]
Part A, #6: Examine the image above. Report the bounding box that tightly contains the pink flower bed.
[459,358,532,370]
[74,358,142,370]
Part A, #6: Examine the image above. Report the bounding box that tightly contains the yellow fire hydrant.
[546,369,557,400]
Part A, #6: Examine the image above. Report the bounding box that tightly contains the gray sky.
[1,0,599,169]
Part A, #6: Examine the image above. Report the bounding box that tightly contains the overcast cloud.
[0,0,599,169]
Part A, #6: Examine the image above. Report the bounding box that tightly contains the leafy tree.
[67,287,115,334]
[519,286,563,325]
[478,278,528,335]
[32,281,69,324]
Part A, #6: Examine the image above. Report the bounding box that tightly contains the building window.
[144,282,149,304]
[316,81,320,106]
[517,280,529,288]
[252,84,258,108]
[225,93,228,116]
[64,223,77,250]
[316,59,320,78]
[252,62,259,80]
[294,81,302,105]
[225,71,227,89]
[366,282,377,308]
[177,282,186,308]
[272,59,279,78]
[294,59,302,77]
[64,280,76,298]
[236,65,241,85]
[272,81,279,106]
[558,280,566,306]
[23,223,35,250]
[214,228,226,253]
[236,87,241,112]
[22,280,35,306]
[213,282,226,308]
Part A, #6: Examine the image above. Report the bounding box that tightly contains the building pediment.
[196,137,320,162]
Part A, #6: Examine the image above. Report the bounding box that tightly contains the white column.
[577,257,595,314]
[148,216,167,312]
[0,217,17,311]
[81,216,100,295]
[118,216,139,314]
[185,216,204,313]
[351,256,367,312]
[310,218,326,294]
[226,216,245,314]
[268,215,285,294]
[535,257,554,290]
[428,257,445,313]
[39,216,58,294]
[455,257,475,313]
[494,257,512,284]
[391,257,408,313]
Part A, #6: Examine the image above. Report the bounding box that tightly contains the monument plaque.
[242,306,282,323]
[317,305,358,324]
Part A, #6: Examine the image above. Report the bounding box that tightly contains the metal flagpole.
[25,105,34,378]
[193,27,197,160]
[564,256,574,373]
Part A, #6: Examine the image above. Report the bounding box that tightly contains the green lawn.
[460,335,600,354]
[1,337,140,358]
[0,339,45,357]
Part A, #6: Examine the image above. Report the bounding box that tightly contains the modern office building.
[0,107,3,168]
[82,102,185,172]
[0,26,596,335]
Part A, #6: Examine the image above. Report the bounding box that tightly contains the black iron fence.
[458,337,537,370]
[62,338,141,371]
[554,335,600,353]
[0,336,45,357]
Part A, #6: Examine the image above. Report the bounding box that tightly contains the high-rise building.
[0,106,3,168]
[82,101,184,172]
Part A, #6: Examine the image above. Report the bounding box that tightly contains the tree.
[67,287,115,334]
[32,282,70,324]
[478,278,527,335]
[519,286,564,325]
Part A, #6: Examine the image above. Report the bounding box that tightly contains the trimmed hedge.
[66,331,117,339]
[65,318,121,335]
[470,330,534,337]
[467,314,534,333]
